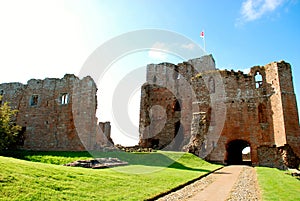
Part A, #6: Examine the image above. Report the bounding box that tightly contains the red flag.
[200,31,204,38]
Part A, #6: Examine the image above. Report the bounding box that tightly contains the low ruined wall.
[257,145,300,169]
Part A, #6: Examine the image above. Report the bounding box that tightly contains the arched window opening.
[258,103,267,123]
[255,71,263,88]
[208,77,215,93]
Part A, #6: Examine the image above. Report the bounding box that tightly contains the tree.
[0,96,21,150]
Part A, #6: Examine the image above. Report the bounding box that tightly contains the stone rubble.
[287,168,300,180]
[64,158,128,169]
[115,144,154,152]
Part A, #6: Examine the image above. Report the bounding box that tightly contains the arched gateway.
[226,140,251,165]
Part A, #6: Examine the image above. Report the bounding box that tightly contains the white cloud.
[237,0,286,24]
[148,42,168,60]
[181,43,195,50]
[148,50,168,61]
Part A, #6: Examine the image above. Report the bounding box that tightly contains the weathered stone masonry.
[0,74,113,151]
[139,55,300,169]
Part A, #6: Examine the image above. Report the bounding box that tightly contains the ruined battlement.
[146,54,216,86]
[0,74,113,151]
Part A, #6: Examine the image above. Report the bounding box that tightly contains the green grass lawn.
[0,151,221,201]
[256,167,300,201]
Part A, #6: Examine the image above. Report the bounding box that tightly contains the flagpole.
[200,30,206,52]
[203,35,206,52]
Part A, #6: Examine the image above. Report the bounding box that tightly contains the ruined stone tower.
[0,74,113,151]
[139,55,300,168]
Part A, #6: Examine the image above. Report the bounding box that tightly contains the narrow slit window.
[173,99,181,111]
[60,93,69,105]
[153,75,157,83]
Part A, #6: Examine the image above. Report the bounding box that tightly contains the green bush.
[0,96,21,150]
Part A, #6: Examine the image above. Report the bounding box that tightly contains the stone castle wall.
[0,74,113,151]
[139,54,300,168]
[139,56,216,150]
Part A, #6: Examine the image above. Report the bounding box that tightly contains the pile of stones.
[64,158,128,169]
[287,169,300,180]
[115,144,154,152]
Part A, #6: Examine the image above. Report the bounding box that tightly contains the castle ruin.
[1,54,299,169]
[139,55,300,169]
[0,74,113,151]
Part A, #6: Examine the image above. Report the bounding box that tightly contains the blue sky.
[0,0,299,145]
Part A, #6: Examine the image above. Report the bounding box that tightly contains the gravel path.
[226,166,261,201]
[156,166,261,201]
[156,171,217,201]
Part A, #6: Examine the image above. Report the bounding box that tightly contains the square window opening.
[30,95,39,106]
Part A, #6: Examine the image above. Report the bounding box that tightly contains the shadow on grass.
[1,150,212,172]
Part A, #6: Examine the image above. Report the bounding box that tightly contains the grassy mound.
[0,151,221,201]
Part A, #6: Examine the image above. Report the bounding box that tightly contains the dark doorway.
[173,121,184,150]
[226,140,251,165]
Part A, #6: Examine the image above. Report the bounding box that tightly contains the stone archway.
[226,140,251,165]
